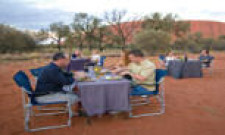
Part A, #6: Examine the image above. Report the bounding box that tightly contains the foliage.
[0,24,36,53]
[104,9,141,49]
[135,12,182,54]
[134,29,171,54]
[49,22,70,51]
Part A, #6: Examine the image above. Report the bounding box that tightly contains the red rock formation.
[108,20,225,44]
[188,20,225,39]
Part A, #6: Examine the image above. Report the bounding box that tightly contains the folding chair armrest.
[137,80,164,86]
[157,79,165,84]
[32,91,55,96]
[136,82,156,86]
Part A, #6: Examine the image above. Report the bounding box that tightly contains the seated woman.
[199,50,214,67]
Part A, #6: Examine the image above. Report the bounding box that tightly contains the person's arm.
[49,68,74,86]
[130,73,147,81]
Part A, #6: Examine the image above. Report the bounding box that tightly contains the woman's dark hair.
[53,52,66,61]
[129,49,144,57]
[206,50,210,55]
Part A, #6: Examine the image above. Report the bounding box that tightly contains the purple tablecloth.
[67,58,90,71]
[168,60,202,79]
[77,80,131,116]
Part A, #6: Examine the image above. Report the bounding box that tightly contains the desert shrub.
[0,24,36,53]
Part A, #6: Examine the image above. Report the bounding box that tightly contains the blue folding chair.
[159,55,166,67]
[98,56,106,67]
[30,67,45,80]
[13,71,73,132]
[159,55,166,61]
[129,69,167,118]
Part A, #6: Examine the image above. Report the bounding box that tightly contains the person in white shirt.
[165,51,177,66]
[91,50,101,63]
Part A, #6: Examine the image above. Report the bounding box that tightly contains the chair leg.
[33,105,68,117]
[156,95,165,114]
[130,96,151,106]
[209,67,213,75]
[25,103,72,132]
[28,125,69,132]
[24,105,31,131]
[129,94,165,118]
[67,102,72,126]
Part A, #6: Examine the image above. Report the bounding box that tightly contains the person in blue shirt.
[35,52,78,104]
[71,50,82,59]
[199,50,214,68]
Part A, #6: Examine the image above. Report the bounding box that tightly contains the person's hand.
[120,71,131,76]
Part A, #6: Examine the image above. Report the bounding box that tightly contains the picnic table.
[77,79,131,116]
[167,60,202,79]
[67,58,90,71]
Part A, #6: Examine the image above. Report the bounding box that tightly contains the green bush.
[213,40,225,50]
[0,24,36,53]
[134,29,171,55]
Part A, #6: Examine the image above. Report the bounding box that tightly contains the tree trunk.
[121,39,126,51]
[57,37,61,52]
[79,42,83,51]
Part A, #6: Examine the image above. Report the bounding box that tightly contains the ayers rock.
[110,20,225,44]
[188,20,225,38]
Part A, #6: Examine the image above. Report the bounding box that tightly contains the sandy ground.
[0,53,225,135]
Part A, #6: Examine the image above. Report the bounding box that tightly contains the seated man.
[35,52,78,104]
[71,50,82,59]
[122,49,156,94]
[199,49,214,68]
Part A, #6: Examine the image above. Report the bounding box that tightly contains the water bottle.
[88,66,96,80]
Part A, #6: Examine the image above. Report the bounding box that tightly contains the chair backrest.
[159,55,166,61]
[99,56,106,66]
[30,67,45,78]
[155,69,168,91]
[13,71,33,97]
[155,69,167,82]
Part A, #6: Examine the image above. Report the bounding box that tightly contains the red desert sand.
[0,52,225,135]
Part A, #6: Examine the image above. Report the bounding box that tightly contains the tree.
[173,32,212,53]
[0,24,36,53]
[134,29,171,55]
[95,25,110,52]
[50,22,70,51]
[72,13,100,50]
[174,21,190,38]
[34,29,49,43]
[213,37,225,50]
[218,35,225,40]
[104,9,141,50]
[85,17,101,50]
[64,33,76,57]
[143,12,190,38]
[142,12,176,33]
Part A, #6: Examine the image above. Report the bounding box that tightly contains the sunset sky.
[0,0,224,30]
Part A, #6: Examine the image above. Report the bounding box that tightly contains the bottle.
[88,66,96,80]
[184,53,188,62]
